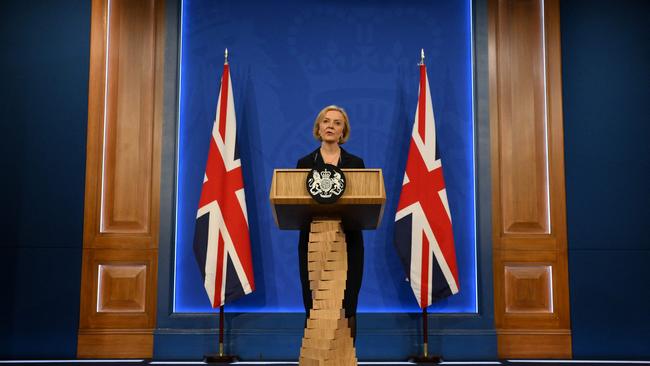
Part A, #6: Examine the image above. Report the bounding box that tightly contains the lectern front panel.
[270,169,386,230]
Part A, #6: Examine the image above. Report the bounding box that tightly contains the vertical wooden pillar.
[78,0,165,358]
[488,0,572,358]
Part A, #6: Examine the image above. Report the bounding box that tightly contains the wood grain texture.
[299,220,357,365]
[494,0,550,235]
[101,0,156,234]
[497,332,572,359]
[271,169,385,203]
[97,264,147,313]
[489,0,571,358]
[270,169,386,229]
[82,0,163,250]
[504,265,552,314]
[77,330,153,358]
[79,249,157,329]
[79,0,164,358]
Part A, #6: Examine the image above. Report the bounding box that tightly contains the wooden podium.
[270,169,385,365]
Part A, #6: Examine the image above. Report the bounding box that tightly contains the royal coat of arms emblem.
[306,164,346,204]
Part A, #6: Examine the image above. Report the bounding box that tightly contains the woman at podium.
[296,105,365,341]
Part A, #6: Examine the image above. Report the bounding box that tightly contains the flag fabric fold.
[193,62,255,308]
[394,63,460,308]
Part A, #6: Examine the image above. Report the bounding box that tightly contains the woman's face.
[318,110,345,144]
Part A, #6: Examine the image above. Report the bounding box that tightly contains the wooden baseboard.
[78,329,153,358]
[497,330,572,358]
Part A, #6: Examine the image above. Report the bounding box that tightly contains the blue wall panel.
[155,0,495,360]
[561,0,650,253]
[0,0,89,358]
[0,248,83,357]
[175,0,477,314]
[568,251,650,358]
[154,314,495,360]
[561,0,650,358]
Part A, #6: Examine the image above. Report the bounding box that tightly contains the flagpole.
[203,48,241,364]
[219,305,225,356]
[219,47,227,360]
[423,307,428,357]
[204,304,238,363]
[409,49,442,364]
[408,306,441,364]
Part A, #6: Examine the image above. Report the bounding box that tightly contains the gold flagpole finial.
[419,48,425,65]
[224,48,229,65]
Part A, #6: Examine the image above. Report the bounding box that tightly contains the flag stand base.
[203,354,238,364]
[204,308,238,364]
[408,355,442,364]
[410,315,442,364]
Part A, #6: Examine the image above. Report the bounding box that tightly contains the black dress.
[296,147,365,319]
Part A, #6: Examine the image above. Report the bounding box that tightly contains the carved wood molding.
[488,0,571,358]
[78,0,165,358]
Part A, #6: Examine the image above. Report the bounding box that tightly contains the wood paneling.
[77,330,154,358]
[79,0,164,358]
[498,331,572,359]
[270,169,386,230]
[489,0,571,358]
[80,249,157,329]
[101,0,156,234]
[98,264,147,313]
[271,169,386,203]
[504,264,552,314]
[83,0,162,250]
[496,0,550,235]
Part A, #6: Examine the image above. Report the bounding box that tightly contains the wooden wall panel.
[496,0,550,235]
[79,0,164,358]
[504,264,552,314]
[97,264,147,313]
[102,0,155,234]
[79,249,157,329]
[489,0,571,358]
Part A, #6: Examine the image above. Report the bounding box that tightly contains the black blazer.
[296,147,365,170]
[295,146,366,318]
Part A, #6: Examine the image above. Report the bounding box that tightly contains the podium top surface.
[269,169,386,230]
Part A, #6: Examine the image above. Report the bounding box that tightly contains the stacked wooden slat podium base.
[299,219,357,366]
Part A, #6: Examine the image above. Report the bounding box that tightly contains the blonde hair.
[312,105,351,144]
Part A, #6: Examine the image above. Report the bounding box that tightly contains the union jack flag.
[193,60,255,307]
[394,62,459,308]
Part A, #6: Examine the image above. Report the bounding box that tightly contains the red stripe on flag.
[199,137,254,292]
[417,64,426,144]
[199,140,244,207]
[397,139,460,289]
[421,232,429,308]
[218,65,230,142]
[213,233,225,307]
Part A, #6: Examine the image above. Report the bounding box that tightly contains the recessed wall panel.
[79,0,163,358]
[101,0,156,234]
[98,264,147,313]
[79,249,156,329]
[505,264,552,314]
[489,0,571,357]
[496,0,550,235]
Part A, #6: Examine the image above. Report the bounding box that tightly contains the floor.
[1,360,650,366]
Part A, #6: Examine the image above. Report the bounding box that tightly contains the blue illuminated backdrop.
[175,0,476,313]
